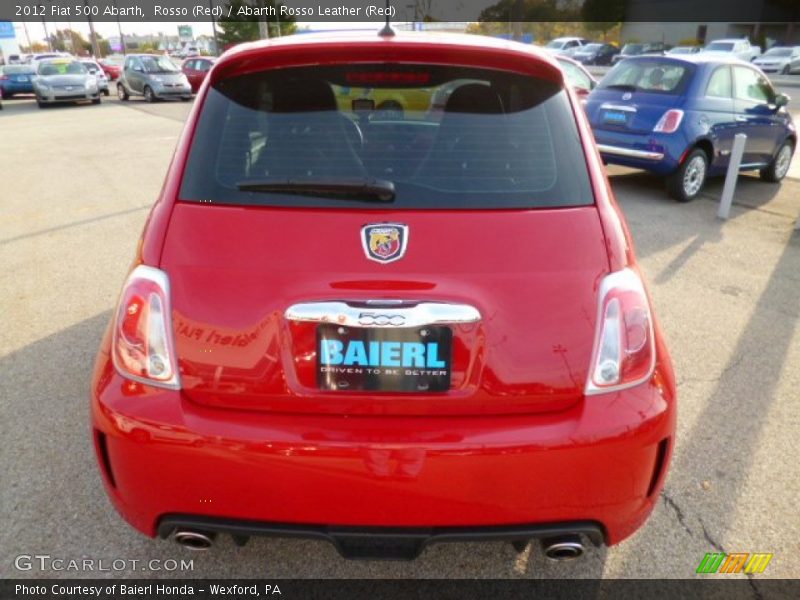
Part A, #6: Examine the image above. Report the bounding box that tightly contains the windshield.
[180,64,593,210]
[706,42,735,52]
[668,47,693,54]
[599,59,694,94]
[582,44,603,52]
[141,56,179,73]
[546,40,566,49]
[764,48,792,56]
[622,44,644,55]
[37,60,87,76]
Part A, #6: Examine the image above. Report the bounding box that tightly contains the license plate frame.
[316,324,452,393]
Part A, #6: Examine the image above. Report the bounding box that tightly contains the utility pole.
[258,0,270,40]
[84,0,101,57]
[511,0,523,41]
[114,0,126,54]
[41,18,52,51]
[21,20,33,51]
[209,0,220,54]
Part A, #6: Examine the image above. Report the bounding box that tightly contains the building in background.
[622,0,798,47]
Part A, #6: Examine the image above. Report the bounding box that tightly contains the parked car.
[752,46,800,74]
[98,57,123,80]
[572,43,619,66]
[117,54,192,102]
[91,32,676,560]
[666,46,701,56]
[0,65,36,98]
[185,46,200,58]
[79,59,110,96]
[29,52,72,64]
[32,58,101,108]
[6,53,23,65]
[543,37,592,57]
[181,57,215,93]
[586,55,795,201]
[703,38,761,62]
[612,42,669,65]
[556,55,597,104]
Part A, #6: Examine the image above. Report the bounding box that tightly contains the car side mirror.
[774,93,789,108]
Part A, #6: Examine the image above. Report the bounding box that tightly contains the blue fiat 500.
[586,55,795,201]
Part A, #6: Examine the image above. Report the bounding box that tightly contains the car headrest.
[272,79,336,113]
[444,83,503,114]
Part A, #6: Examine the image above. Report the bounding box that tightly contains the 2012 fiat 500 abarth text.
[91,32,677,561]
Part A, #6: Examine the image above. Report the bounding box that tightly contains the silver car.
[33,59,101,108]
[79,59,110,96]
[753,46,800,74]
[117,54,192,102]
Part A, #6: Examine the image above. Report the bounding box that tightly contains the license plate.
[317,324,452,393]
[603,110,628,125]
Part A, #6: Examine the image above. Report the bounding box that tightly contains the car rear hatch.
[159,52,608,417]
[588,58,695,134]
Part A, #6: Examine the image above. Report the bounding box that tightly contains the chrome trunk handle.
[285,301,481,328]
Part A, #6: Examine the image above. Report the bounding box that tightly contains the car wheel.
[781,64,790,75]
[92,97,102,105]
[103,88,110,97]
[759,140,794,183]
[667,148,708,202]
[36,97,47,108]
[117,84,129,101]
[180,96,191,102]
[144,86,155,103]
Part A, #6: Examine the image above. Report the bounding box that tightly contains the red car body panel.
[99,60,121,80]
[181,58,214,93]
[91,32,676,553]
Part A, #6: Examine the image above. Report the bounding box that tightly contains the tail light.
[585,269,656,395]
[111,265,181,390]
[653,109,684,133]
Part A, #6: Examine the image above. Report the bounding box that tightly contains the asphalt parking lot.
[1,92,799,581]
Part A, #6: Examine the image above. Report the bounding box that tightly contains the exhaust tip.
[173,530,215,551]
[541,535,584,561]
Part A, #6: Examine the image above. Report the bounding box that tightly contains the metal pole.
[114,0,126,55]
[21,20,33,51]
[41,18,52,51]
[209,0,220,54]
[84,0,101,57]
[718,133,747,220]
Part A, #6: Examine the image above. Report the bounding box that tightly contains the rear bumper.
[91,348,676,549]
[157,514,604,559]
[594,129,688,175]
[0,82,34,95]
[38,90,99,103]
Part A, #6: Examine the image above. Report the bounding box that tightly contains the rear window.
[179,64,593,210]
[599,59,694,95]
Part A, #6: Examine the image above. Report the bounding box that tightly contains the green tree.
[581,0,624,40]
[218,0,296,49]
[48,29,89,54]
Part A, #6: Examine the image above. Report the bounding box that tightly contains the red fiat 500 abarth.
[91,31,676,560]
